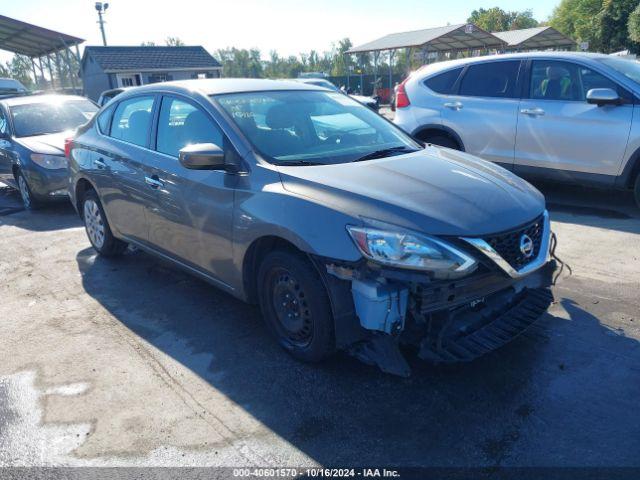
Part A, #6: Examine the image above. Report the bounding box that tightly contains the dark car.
[68,79,556,376]
[0,94,98,209]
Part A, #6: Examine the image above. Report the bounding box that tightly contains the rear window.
[424,68,463,94]
[459,61,521,98]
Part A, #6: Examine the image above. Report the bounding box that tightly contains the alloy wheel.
[84,199,106,249]
[17,175,31,209]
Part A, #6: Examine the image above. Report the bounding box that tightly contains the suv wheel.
[425,134,460,150]
[257,250,335,362]
[634,173,640,209]
[82,190,127,256]
[16,170,40,210]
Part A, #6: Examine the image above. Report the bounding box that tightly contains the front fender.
[230,179,363,294]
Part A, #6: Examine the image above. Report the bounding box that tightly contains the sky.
[0,0,560,63]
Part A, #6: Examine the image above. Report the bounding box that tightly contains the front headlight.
[347,226,477,279]
[30,153,67,170]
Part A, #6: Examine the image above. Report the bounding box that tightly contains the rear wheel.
[81,189,127,256]
[16,170,40,210]
[257,250,335,362]
[634,173,640,209]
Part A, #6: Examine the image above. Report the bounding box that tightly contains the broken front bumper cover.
[318,253,557,376]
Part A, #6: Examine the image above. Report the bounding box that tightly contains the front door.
[440,60,523,169]
[514,59,633,179]
[145,95,236,283]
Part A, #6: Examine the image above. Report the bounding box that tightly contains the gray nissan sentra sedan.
[68,79,557,376]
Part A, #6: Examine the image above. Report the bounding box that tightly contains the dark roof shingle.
[84,46,221,71]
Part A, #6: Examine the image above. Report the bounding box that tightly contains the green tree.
[468,7,538,32]
[217,48,263,78]
[550,0,639,53]
[4,55,35,89]
[597,0,639,53]
[165,37,185,47]
[628,3,640,44]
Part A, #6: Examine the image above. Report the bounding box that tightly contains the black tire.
[425,134,460,150]
[15,170,41,210]
[81,189,127,257]
[257,249,335,362]
[634,172,640,209]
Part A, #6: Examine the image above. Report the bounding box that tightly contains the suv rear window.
[459,61,521,98]
[424,68,463,94]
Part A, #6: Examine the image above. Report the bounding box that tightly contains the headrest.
[183,110,210,131]
[265,104,295,129]
[128,110,150,129]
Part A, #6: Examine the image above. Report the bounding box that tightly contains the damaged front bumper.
[316,249,557,377]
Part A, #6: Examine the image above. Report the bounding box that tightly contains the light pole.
[95,2,109,46]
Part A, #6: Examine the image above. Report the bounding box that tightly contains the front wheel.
[81,190,127,256]
[16,170,40,210]
[257,250,335,363]
[634,173,640,209]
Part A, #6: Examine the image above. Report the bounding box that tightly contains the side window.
[96,104,114,135]
[459,61,520,98]
[424,67,463,94]
[579,66,624,99]
[110,96,154,147]
[156,96,224,158]
[530,61,581,101]
[0,108,8,137]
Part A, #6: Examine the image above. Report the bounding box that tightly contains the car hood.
[350,94,376,105]
[277,146,545,237]
[14,131,71,155]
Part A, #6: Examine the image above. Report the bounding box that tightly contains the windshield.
[598,57,640,86]
[214,90,419,165]
[10,98,98,137]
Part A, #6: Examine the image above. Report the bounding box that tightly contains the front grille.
[484,215,544,270]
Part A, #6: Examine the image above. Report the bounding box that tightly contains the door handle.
[444,101,463,110]
[520,108,545,116]
[145,175,164,189]
[95,158,106,169]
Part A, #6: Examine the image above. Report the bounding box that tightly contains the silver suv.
[394,52,640,207]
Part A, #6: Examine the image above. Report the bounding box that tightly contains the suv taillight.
[64,137,73,158]
[395,78,410,109]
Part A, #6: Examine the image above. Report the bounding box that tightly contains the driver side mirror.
[179,143,226,170]
[586,88,621,106]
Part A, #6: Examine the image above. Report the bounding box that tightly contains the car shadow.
[0,187,80,232]
[534,181,640,235]
[75,246,640,466]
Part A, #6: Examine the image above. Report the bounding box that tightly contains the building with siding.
[80,46,222,101]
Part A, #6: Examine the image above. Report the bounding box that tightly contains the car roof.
[415,51,612,76]
[0,93,90,107]
[118,78,324,98]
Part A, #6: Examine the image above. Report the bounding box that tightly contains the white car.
[394,52,640,207]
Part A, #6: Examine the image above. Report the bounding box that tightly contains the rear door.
[99,94,156,244]
[144,94,237,282]
[440,60,523,169]
[514,59,633,179]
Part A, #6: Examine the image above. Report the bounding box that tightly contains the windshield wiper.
[276,160,325,166]
[351,146,417,163]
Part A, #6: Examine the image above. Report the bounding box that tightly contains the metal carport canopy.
[0,14,84,57]
[347,23,506,54]
[492,26,575,50]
